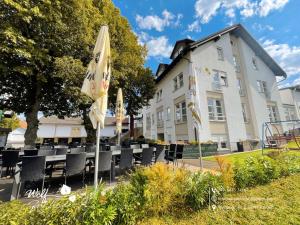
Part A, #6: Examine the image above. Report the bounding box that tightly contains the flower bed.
[0,151,299,225]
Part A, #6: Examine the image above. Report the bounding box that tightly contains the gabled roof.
[280,85,300,91]
[170,39,195,59]
[155,63,169,77]
[156,24,286,84]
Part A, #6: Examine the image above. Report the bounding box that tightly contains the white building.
[142,24,287,151]
[279,85,300,120]
[37,116,87,144]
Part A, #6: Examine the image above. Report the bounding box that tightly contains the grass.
[139,174,300,225]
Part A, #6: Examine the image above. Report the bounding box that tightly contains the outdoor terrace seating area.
[0,143,186,201]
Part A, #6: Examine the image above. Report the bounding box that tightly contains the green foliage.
[0,114,20,130]
[0,0,149,145]
[0,187,116,225]
[0,200,30,225]
[107,183,143,225]
[186,172,225,210]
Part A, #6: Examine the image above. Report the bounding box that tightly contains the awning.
[37,125,87,138]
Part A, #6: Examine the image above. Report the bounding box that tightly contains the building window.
[233,55,240,72]
[175,101,187,123]
[237,78,245,96]
[152,114,155,125]
[284,107,296,121]
[212,70,227,91]
[173,73,184,91]
[156,89,162,102]
[166,107,171,120]
[252,57,258,70]
[178,73,184,87]
[157,110,164,127]
[267,105,279,122]
[146,114,151,130]
[217,47,224,61]
[208,98,225,121]
[241,103,248,122]
[257,80,267,94]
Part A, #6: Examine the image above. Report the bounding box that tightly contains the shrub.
[0,200,30,225]
[141,163,190,216]
[107,183,143,225]
[185,172,225,210]
[215,156,235,190]
[0,186,116,225]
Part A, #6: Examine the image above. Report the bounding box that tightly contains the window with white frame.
[166,107,171,120]
[208,98,225,121]
[174,101,187,123]
[237,78,245,96]
[156,89,162,102]
[146,114,151,130]
[217,47,224,61]
[173,73,184,91]
[284,106,296,121]
[233,55,240,72]
[252,57,258,70]
[157,110,164,127]
[267,105,279,122]
[257,80,267,93]
[241,103,248,122]
[212,70,228,91]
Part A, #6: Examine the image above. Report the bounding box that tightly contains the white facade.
[142,24,286,151]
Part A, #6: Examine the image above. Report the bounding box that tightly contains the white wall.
[238,37,286,138]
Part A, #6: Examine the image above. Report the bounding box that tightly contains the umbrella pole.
[118,131,121,146]
[197,124,203,170]
[94,122,101,188]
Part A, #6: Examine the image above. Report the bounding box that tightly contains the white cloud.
[136,10,182,32]
[192,0,289,24]
[258,0,289,16]
[262,39,300,76]
[252,23,274,31]
[188,21,201,32]
[195,0,222,23]
[137,32,173,58]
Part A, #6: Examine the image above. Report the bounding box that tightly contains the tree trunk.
[24,80,41,146]
[130,114,134,138]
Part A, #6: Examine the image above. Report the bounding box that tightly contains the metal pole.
[198,124,203,169]
[94,122,101,188]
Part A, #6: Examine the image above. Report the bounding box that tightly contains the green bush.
[0,186,116,225]
[186,172,225,210]
[106,183,143,225]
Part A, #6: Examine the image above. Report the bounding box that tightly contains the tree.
[0,0,147,145]
[0,114,20,130]
[110,68,156,137]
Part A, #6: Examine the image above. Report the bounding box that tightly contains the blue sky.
[112,0,300,87]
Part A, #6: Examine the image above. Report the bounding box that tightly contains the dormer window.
[217,47,224,61]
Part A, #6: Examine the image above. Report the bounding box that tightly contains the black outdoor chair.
[0,150,19,177]
[38,149,56,156]
[70,147,85,154]
[165,144,176,161]
[17,156,46,198]
[119,148,133,170]
[154,145,165,163]
[56,148,68,155]
[140,147,154,166]
[24,149,38,156]
[64,153,87,186]
[166,144,184,166]
[97,151,112,184]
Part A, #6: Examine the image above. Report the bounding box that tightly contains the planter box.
[183,144,218,159]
